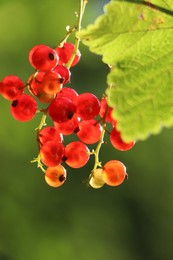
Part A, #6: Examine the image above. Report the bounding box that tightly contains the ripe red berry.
[54,65,71,84]
[57,87,78,103]
[48,96,76,123]
[10,94,37,122]
[99,97,114,123]
[64,141,90,168]
[55,42,81,67]
[54,114,80,135]
[28,72,55,103]
[28,44,45,60]
[29,44,58,71]
[75,119,102,144]
[102,160,127,186]
[75,92,100,120]
[40,141,64,167]
[28,72,45,96]
[0,75,24,101]
[38,126,63,146]
[45,164,67,188]
[110,127,135,151]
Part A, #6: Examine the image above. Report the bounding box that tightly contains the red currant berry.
[10,94,37,122]
[63,141,90,168]
[75,93,100,120]
[28,72,55,103]
[40,141,64,167]
[28,44,45,60]
[57,87,78,103]
[29,44,58,71]
[0,75,24,101]
[102,160,127,186]
[110,127,135,151]
[99,97,114,123]
[45,164,66,188]
[55,42,81,67]
[54,114,80,135]
[48,96,76,123]
[75,119,102,144]
[40,71,62,95]
[38,126,63,146]
[28,72,45,96]
[54,65,71,84]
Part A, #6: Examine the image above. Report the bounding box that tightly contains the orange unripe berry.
[102,160,127,186]
[45,165,66,187]
[40,71,62,95]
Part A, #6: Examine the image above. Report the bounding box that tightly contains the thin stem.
[93,126,105,171]
[31,154,46,173]
[66,0,88,68]
[88,125,106,184]
[31,108,48,173]
[58,25,77,47]
[35,108,48,132]
[56,0,87,52]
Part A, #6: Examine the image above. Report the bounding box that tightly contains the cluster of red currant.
[0,41,135,189]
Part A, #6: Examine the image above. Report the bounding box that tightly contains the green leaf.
[79,0,173,142]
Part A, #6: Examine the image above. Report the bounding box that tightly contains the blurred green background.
[0,1,173,260]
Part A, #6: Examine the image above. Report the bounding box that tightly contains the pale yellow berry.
[89,168,105,189]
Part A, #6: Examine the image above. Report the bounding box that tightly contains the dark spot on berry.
[48,52,55,60]
[60,78,64,84]
[11,100,18,107]
[68,111,74,119]
[62,155,68,162]
[59,174,66,182]
[74,126,80,134]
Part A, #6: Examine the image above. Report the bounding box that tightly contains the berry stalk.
[89,125,106,182]
[31,108,48,173]
[66,0,88,68]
